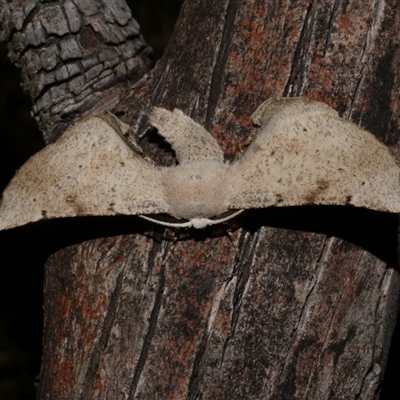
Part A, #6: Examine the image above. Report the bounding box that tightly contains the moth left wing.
[227,98,400,213]
[0,116,170,230]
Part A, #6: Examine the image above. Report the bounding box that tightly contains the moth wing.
[227,98,400,212]
[0,116,169,230]
[148,107,224,164]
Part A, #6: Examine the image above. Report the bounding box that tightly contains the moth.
[1,97,400,230]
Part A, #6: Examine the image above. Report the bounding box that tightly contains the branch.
[0,0,153,142]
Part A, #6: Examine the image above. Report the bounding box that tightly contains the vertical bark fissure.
[283,1,316,97]
[205,0,240,130]
[303,249,366,398]
[370,255,389,353]
[361,263,399,393]
[357,362,382,399]
[274,236,332,390]
[348,0,385,120]
[128,264,166,398]
[186,323,208,399]
[323,0,342,57]
[294,236,333,333]
[79,265,127,399]
[187,277,233,399]
[219,229,259,367]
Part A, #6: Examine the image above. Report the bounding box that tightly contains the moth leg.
[101,112,157,165]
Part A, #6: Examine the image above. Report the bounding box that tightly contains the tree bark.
[1,0,400,399]
[0,0,153,143]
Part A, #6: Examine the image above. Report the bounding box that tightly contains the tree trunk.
[1,0,400,398]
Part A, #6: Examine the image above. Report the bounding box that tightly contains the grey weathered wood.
[0,0,153,143]
[1,0,400,399]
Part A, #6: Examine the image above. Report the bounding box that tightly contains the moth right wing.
[0,116,170,230]
[227,98,400,213]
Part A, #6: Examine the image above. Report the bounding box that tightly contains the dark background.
[0,1,398,399]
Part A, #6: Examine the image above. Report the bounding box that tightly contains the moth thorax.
[161,161,231,220]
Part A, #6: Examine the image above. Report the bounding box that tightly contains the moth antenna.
[139,210,244,229]
[139,215,194,228]
[206,210,244,226]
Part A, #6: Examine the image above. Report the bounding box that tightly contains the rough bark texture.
[1,0,400,399]
[0,0,153,143]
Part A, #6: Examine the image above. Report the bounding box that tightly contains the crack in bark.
[356,260,394,397]
[205,0,240,131]
[348,0,384,122]
[128,264,166,398]
[186,326,209,399]
[323,0,341,58]
[295,236,334,333]
[268,236,332,395]
[187,279,231,399]
[219,229,259,367]
[303,244,366,398]
[79,266,127,400]
[283,0,316,97]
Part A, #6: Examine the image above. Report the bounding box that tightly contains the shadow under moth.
[1,97,400,230]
